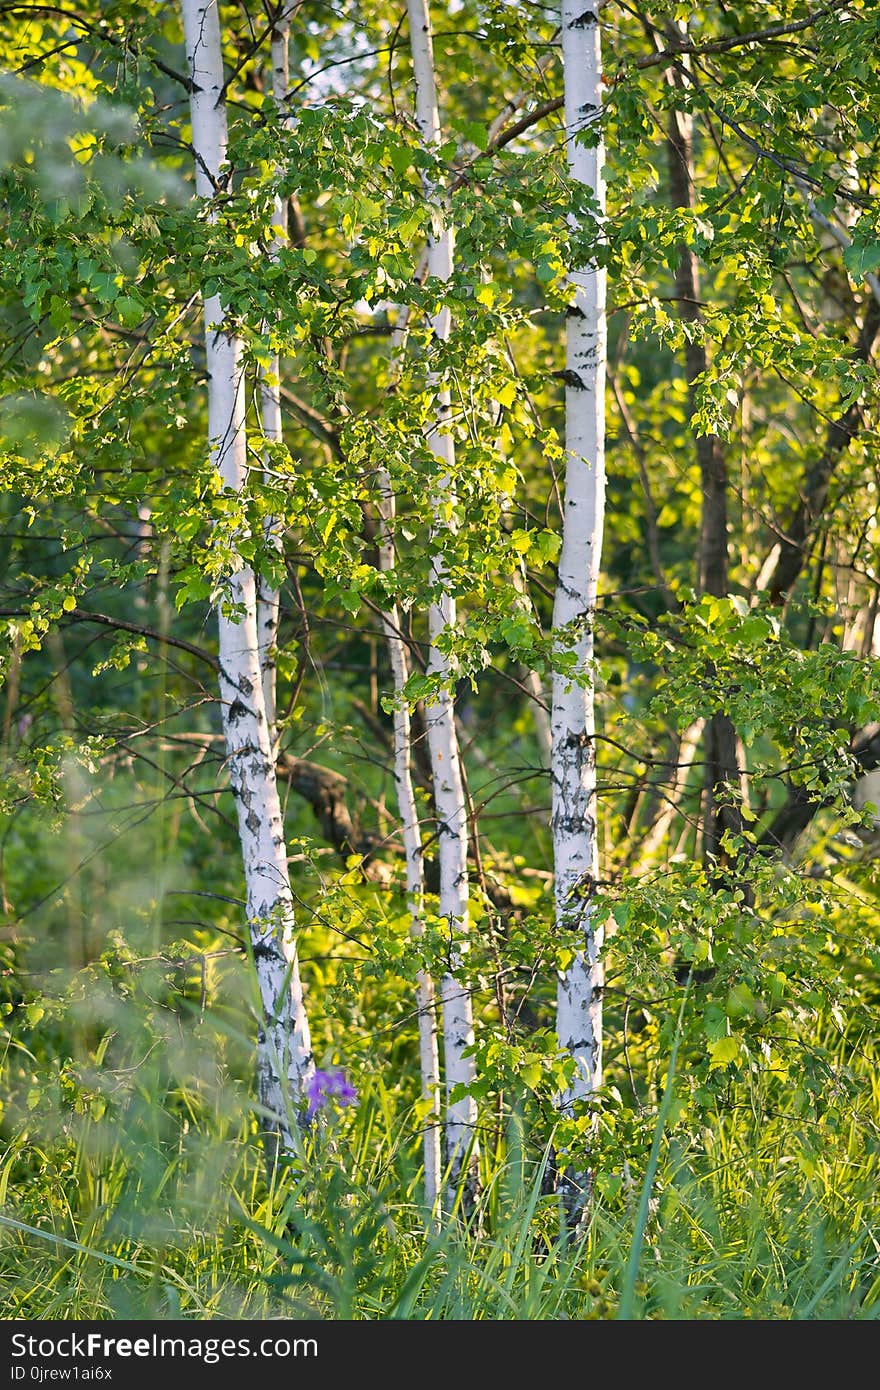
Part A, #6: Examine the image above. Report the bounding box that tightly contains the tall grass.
[2,783,878,1319]
[2,1056,878,1319]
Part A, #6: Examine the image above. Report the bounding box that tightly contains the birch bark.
[181,0,313,1153]
[256,5,297,740]
[377,474,442,1223]
[551,0,606,1220]
[406,0,478,1209]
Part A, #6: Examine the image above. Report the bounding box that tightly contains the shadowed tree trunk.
[666,78,745,867]
[763,295,880,607]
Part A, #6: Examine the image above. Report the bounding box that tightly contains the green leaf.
[115,296,143,327]
[703,1003,728,1042]
[456,120,488,152]
[726,982,756,1021]
[520,1060,543,1089]
[708,1035,740,1070]
[844,239,880,277]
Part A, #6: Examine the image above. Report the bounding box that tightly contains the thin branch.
[65,609,219,670]
[629,2,850,74]
[0,5,193,89]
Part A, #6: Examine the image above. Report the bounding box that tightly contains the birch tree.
[256,2,298,741]
[551,0,606,1223]
[181,0,313,1153]
[406,0,478,1209]
[377,473,442,1222]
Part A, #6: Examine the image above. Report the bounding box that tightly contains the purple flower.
[305,1067,357,1120]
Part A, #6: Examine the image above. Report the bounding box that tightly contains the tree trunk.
[666,85,744,865]
[181,0,313,1155]
[256,6,296,741]
[377,473,442,1226]
[551,0,607,1227]
[406,0,479,1213]
[763,294,880,607]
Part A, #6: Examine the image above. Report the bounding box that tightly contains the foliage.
[1,0,879,1319]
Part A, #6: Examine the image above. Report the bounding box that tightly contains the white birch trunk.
[182,0,313,1151]
[551,0,607,1217]
[256,8,295,740]
[406,0,478,1208]
[377,472,442,1224]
